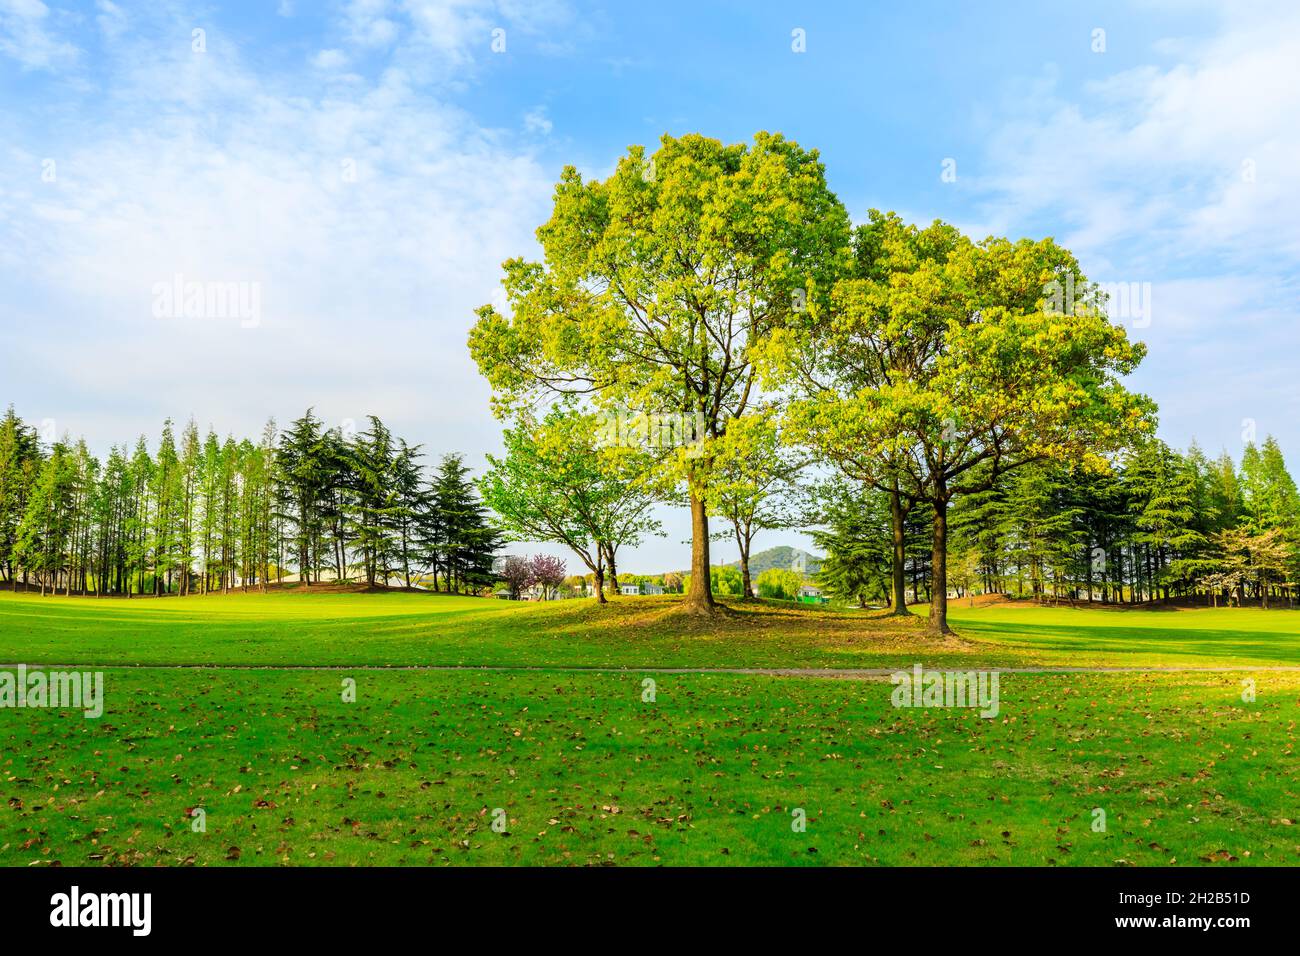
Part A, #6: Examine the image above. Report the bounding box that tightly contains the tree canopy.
[469,131,851,613]
[767,211,1155,632]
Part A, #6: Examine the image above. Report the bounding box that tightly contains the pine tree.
[390,439,428,589]
[431,453,499,594]
[151,419,180,594]
[809,481,891,608]
[950,460,1011,596]
[1000,463,1081,601]
[15,443,76,595]
[350,416,398,587]
[1,407,504,598]
[1254,437,1300,532]
[177,420,201,595]
[198,431,222,593]
[126,437,154,596]
[0,408,41,588]
[1207,450,1243,533]
[1127,440,1204,602]
[317,427,354,584]
[276,409,327,586]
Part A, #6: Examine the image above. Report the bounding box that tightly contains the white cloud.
[402,0,491,62]
[1124,273,1300,454]
[0,0,78,70]
[342,0,400,49]
[523,105,551,135]
[974,5,1300,268]
[337,1,576,84]
[948,2,1300,468]
[0,6,554,467]
[969,4,1300,447]
[311,47,349,70]
[95,0,125,40]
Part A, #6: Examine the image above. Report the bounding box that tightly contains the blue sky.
[2,0,1298,572]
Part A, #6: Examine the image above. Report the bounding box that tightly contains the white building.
[798,584,827,604]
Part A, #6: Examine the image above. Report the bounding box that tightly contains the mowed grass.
[2,668,1296,867]
[946,600,1300,668]
[2,589,1298,866]
[1,588,1299,668]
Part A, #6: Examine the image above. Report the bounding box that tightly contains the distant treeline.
[814,437,1300,608]
[0,407,500,596]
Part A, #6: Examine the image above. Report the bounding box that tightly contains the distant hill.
[726,546,822,577]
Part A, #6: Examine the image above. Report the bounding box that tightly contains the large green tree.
[773,214,1154,633]
[771,212,960,616]
[469,131,851,614]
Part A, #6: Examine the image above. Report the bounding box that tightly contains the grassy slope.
[2,668,1294,866]
[1,589,1298,668]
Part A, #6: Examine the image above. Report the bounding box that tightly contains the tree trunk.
[1083,539,1093,602]
[888,484,911,616]
[604,544,619,592]
[594,553,607,605]
[684,487,716,614]
[928,484,952,635]
[735,520,753,600]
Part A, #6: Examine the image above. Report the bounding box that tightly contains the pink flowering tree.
[500,555,535,600]
[529,554,567,600]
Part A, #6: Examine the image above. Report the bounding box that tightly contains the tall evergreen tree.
[809,480,891,608]
[0,408,41,588]
[277,409,327,586]
[430,453,500,594]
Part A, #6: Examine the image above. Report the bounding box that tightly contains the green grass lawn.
[2,589,1298,669]
[3,668,1295,866]
[946,601,1300,668]
[2,589,1298,866]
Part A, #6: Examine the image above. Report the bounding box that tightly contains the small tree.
[1198,569,1241,608]
[1210,526,1290,609]
[710,564,744,597]
[529,554,566,600]
[480,405,660,604]
[499,555,534,600]
[949,547,983,606]
[706,411,811,599]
